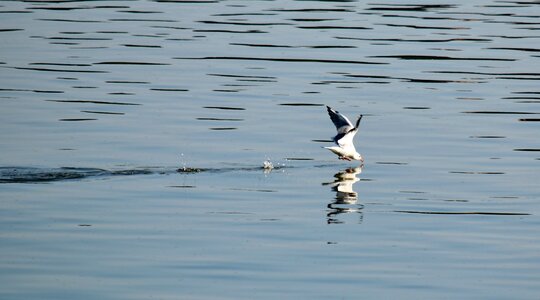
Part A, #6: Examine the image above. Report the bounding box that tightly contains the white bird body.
[324,106,363,162]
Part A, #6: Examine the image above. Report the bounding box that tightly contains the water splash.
[262,159,274,171]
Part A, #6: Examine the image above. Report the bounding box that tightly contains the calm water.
[1,0,540,299]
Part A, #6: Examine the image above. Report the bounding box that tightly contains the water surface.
[1,1,539,299]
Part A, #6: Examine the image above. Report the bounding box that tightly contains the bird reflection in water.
[322,166,364,224]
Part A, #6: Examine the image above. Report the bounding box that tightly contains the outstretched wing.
[354,114,363,130]
[327,106,353,134]
[327,106,363,148]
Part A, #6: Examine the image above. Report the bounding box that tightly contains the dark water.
[1,1,540,299]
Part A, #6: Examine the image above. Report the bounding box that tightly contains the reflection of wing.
[336,180,357,194]
[336,193,357,204]
[328,167,363,204]
[325,166,365,224]
[335,177,359,203]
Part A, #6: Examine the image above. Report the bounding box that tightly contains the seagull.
[324,106,363,162]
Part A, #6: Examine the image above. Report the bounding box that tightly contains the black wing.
[354,114,363,129]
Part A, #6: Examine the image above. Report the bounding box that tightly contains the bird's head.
[353,153,364,162]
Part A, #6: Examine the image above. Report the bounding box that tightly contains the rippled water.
[1,1,540,299]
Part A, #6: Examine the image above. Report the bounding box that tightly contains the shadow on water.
[322,166,364,224]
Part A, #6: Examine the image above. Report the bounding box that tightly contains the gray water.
[1,1,540,299]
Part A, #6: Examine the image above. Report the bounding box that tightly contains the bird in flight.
[324,106,363,162]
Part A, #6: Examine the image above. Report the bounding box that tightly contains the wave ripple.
[0,167,152,183]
